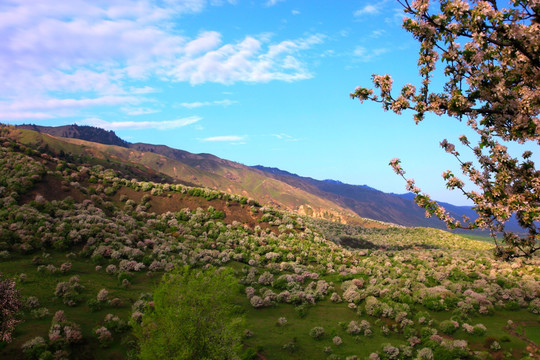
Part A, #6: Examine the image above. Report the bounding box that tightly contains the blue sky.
[1,0,536,206]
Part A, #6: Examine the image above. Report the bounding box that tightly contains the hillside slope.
[8,126,357,224]
[3,127,537,360]
[252,165,446,228]
[14,124,522,233]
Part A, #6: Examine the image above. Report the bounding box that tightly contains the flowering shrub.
[103,313,129,334]
[528,298,540,314]
[382,344,400,359]
[25,296,40,309]
[97,288,109,302]
[439,320,459,335]
[0,273,22,343]
[105,264,117,274]
[59,262,72,274]
[48,310,83,350]
[490,340,501,351]
[416,347,433,360]
[54,277,84,306]
[94,326,113,347]
[249,296,265,308]
[0,130,539,359]
[29,308,49,321]
[21,336,47,359]
[330,292,342,303]
[472,324,487,336]
[309,326,325,339]
[347,320,362,335]
[258,271,274,286]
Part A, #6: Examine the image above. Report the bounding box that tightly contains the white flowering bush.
[97,288,109,303]
[277,317,287,327]
[309,326,325,340]
[416,347,433,360]
[249,296,265,308]
[54,277,84,306]
[21,336,47,359]
[94,326,112,348]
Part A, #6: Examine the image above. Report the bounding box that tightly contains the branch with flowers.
[352,0,539,259]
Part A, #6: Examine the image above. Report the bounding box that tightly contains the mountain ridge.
[11,125,356,224]
[12,124,521,233]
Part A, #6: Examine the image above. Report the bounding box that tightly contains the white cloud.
[83,116,202,130]
[385,7,408,25]
[354,4,380,16]
[170,34,324,85]
[129,86,159,94]
[0,112,56,121]
[370,29,387,38]
[271,133,300,141]
[184,31,222,57]
[179,99,237,108]
[122,107,161,115]
[353,46,390,62]
[12,96,141,110]
[0,96,142,120]
[214,99,237,106]
[291,10,300,15]
[0,0,324,120]
[265,0,285,7]
[201,135,246,142]
[179,101,207,109]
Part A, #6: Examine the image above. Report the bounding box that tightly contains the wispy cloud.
[370,29,387,38]
[354,4,380,16]
[385,7,408,26]
[265,0,285,7]
[353,46,390,62]
[0,96,143,121]
[3,96,141,111]
[121,107,161,116]
[0,0,323,121]
[83,116,202,130]
[169,33,324,84]
[179,99,237,109]
[271,133,300,141]
[0,112,56,121]
[201,135,247,142]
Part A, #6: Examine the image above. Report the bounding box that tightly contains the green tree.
[351,0,539,259]
[133,266,244,360]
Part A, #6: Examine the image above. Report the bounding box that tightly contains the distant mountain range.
[13,124,521,233]
[252,165,481,230]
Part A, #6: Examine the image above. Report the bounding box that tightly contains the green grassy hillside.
[7,127,357,224]
[0,126,539,360]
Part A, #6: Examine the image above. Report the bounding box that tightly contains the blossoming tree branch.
[351,0,539,259]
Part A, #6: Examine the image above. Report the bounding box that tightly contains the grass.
[524,324,540,346]
[0,251,161,359]
[244,301,406,359]
[2,249,534,359]
[460,233,498,244]
[1,249,537,359]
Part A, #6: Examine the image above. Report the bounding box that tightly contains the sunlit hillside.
[0,125,539,360]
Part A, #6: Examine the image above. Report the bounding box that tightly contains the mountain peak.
[16,124,130,148]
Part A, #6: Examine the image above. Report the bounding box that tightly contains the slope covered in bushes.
[0,127,539,360]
